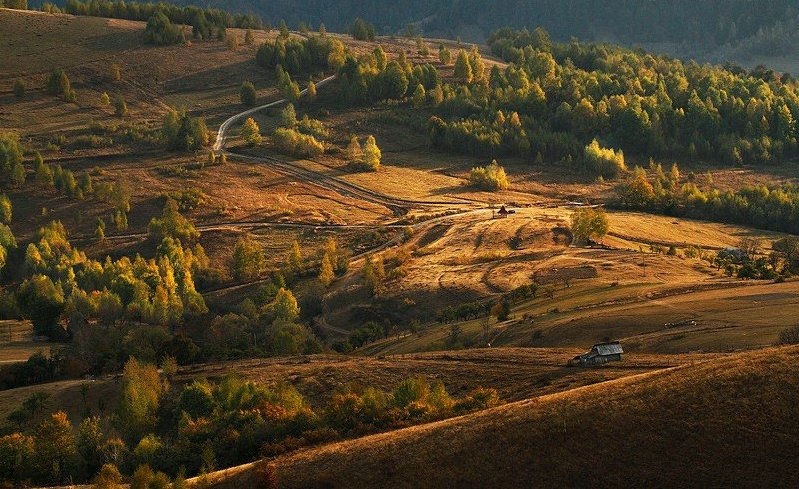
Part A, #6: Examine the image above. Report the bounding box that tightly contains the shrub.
[272,128,324,158]
[350,17,376,41]
[13,79,25,98]
[240,80,257,106]
[144,12,184,46]
[584,139,626,178]
[114,95,127,116]
[469,160,509,190]
[240,117,262,145]
[778,325,799,345]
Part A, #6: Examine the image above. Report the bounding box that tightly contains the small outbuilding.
[497,205,509,218]
[569,341,623,367]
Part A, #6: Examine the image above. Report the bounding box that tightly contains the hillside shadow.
[164,60,258,94]
[430,184,470,196]
[82,30,142,53]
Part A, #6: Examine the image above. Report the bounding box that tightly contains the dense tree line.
[54,0,796,55]
[425,29,799,171]
[614,162,799,235]
[61,0,262,30]
[256,35,345,75]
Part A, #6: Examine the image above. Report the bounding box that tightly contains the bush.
[469,160,509,190]
[778,325,799,345]
[272,127,324,158]
[13,79,25,98]
[350,18,376,40]
[240,80,257,106]
[584,139,626,178]
[240,117,262,145]
[114,95,127,116]
[161,109,209,151]
[144,12,185,46]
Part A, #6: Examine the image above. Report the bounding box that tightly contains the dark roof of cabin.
[593,342,623,356]
[498,205,509,214]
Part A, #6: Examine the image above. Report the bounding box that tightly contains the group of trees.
[161,109,209,151]
[1,360,500,486]
[468,160,509,190]
[45,69,77,102]
[346,134,381,171]
[417,27,799,172]
[143,12,184,45]
[271,103,326,157]
[256,35,346,75]
[0,133,26,187]
[337,46,440,105]
[350,17,376,40]
[64,0,262,30]
[614,161,799,235]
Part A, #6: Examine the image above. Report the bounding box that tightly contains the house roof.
[593,342,623,355]
[498,205,509,214]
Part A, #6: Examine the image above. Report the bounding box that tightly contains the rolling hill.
[30,0,799,70]
[2,6,799,487]
[207,345,799,488]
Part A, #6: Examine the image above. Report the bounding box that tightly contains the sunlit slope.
[209,346,799,488]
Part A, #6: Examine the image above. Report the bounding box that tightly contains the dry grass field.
[207,345,799,489]
[320,204,788,340]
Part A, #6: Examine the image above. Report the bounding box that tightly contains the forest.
[25,0,799,56]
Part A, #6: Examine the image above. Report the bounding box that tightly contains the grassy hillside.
[210,345,799,488]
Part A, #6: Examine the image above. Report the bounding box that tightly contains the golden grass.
[210,346,799,489]
[0,342,47,364]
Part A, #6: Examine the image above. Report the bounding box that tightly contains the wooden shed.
[570,341,623,367]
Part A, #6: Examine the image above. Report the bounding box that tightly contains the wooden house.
[570,341,623,367]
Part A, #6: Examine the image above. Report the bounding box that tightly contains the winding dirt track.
[196,78,491,297]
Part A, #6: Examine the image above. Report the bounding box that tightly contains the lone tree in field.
[438,44,452,65]
[307,80,317,99]
[240,80,257,106]
[240,117,262,145]
[362,135,381,171]
[570,207,610,245]
[114,95,127,116]
[0,194,12,224]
